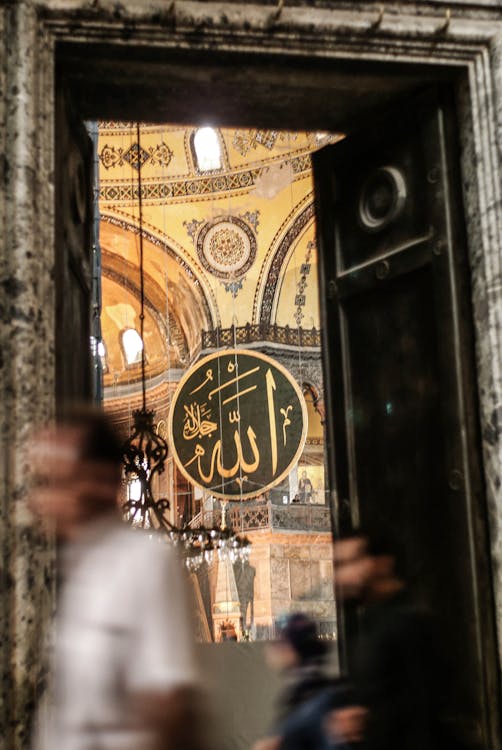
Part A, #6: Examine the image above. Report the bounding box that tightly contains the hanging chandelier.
[120,123,172,534]
[120,123,250,571]
[170,523,251,572]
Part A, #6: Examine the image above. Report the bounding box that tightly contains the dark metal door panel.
[313,89,499,748]
[55,86,93,406]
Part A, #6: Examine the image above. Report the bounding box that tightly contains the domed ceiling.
[97,123,342,392]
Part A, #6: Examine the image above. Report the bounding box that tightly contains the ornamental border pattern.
[99,140,174,171]
[3,6,502,750]
[259,203,316,326]
[99,153,312,203]
[253,191,314,323]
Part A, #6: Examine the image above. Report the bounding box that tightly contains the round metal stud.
[375,260,390,279]
[427,167,440,184]
[358,166,407,232]
[448,469,463,491]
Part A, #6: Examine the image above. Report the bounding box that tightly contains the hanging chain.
[136,123,147,411]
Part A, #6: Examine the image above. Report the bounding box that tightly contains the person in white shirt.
[29,407,207,750]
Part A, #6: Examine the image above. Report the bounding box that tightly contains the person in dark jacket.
[327,529,459,750]
[253,613,358,750]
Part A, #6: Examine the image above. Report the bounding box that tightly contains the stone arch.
[258,202,315,327]
[100,213,219,332]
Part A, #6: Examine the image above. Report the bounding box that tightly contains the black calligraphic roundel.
[168,349,307,499]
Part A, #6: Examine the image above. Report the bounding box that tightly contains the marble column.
[457,34,502,676]
[0,4,56,750]
[484,31,502,675]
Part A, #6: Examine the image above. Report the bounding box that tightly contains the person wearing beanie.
[271,613,331,720]
[253,613,355,750]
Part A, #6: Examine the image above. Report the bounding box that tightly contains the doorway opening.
[55,46,499,749]
[92,120,342,644]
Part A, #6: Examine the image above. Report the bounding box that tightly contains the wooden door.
[55,86,93,406]
[313,89,500,748]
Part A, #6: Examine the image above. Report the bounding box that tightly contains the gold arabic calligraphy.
[180,359,297,488]
[182,403,217,440]
[184,426,260,482]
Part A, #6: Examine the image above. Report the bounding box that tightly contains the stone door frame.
[2,2,502,748]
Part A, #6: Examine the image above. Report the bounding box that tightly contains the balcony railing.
[190,501,332,533]
[202,324,321,350]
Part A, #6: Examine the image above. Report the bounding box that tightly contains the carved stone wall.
[243,531,336,640]
[2,2,502,749]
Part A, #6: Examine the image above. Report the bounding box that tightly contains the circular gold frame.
[168,348,308,500]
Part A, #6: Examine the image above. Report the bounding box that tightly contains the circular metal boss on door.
[358,166,407,232]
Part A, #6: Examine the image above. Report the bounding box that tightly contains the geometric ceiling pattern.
[98,124,342,391]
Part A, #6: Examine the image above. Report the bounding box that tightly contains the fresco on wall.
[97,123,342,642]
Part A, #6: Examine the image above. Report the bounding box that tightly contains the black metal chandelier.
[120,123,250,570]
[120,123,172,533]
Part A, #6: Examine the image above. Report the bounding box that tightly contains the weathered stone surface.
[283,545,311,560]
[0,5,56,750]
[319,560,335,599]
[289,559,320,599]
[309,542,334,561]
[270,557,290,600]
[2,3,502,749]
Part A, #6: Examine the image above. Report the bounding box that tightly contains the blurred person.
[253,612,353,750]
[29,407,207,750]
[328,529,459,750]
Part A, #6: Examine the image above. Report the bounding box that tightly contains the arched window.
[121,328,143,366]
[192,127,222,172]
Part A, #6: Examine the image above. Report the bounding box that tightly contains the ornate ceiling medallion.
[196,216,257,280]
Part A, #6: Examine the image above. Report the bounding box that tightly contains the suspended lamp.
[121,123,171,532]
[120,123,250,571]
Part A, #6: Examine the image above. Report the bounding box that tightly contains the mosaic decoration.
[240,210,260,232]
[233,129,279,155]
[98,121,136,130]
[294,240,315,326]
[185,211,259,246]
[232,130,302,156]
[99,141,173,171]
[223,279,244,298]
[196,216,257,281]
[184,213,260,297]
[99,155,311,202]
[259,202,315,326]
[184,218,205,242]
[210,227,244,267]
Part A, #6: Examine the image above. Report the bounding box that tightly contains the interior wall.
[197,643,282,750]
[196,640,339,750]
[2,3,502,750]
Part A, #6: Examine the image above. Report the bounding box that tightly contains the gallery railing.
[190,501,331,533]
[202,324,321,349]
